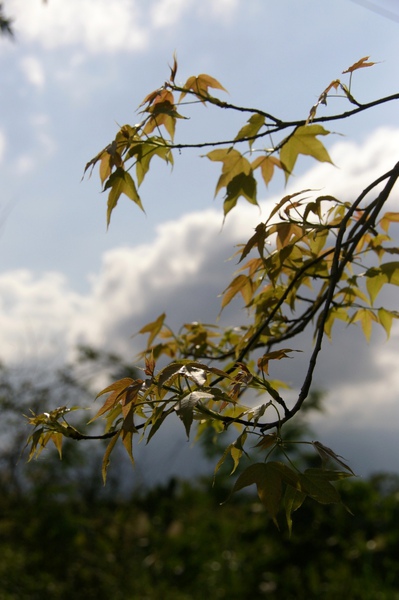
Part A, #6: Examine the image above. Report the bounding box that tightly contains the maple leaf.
[179,73,227,103]
[280,125,333,181]
[342,56,376,74]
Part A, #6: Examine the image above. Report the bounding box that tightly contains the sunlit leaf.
[177,391,215,439]
[239,222,268,262]
[257,348,301,375]
[138,313,166,348]
[206,148,252,196]
[179,73,227,102]
[342,56,376,74]
[252,155,284,186]
[353,308,377,341]
[280,125,332,181]
[235,113,265,148]
[378,307,396,339]
[221,274,253,309]
[102,432,120,484]
[379,211,399,233]
[104,168,144,227]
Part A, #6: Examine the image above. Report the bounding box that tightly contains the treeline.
[1,355,399,599]
[1,472,399,599]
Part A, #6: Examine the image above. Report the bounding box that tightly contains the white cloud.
[10,0,148,53]
[150,0,192,29]
[8,0,239,53]
[1,128,399,435]
[19,55,45,88]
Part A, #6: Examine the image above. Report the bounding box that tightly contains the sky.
[1,0,399,481]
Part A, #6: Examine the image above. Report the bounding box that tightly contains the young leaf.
[179,73,227,102]
[235,113,265,148]
[176,391,214,439]
[378,307,397,339]
[312,441,355,475]
[138,313,166,348]
[342,56,376,74]
[280,125,332,181]
[252,155,284,187]
[102,431,120,484]
[239,222,268,262]
[284,485,306,537]
[257,348,300,375]
[207,148,252,196]
[223,172,257,217]
[221,274,253,309]
[104,168,144,227]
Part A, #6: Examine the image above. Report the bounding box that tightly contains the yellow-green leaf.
[235,113,265,149]
[138,312,166,348]
[280,125,332,181]
[378,307,396,339]
[104,168,144,227]
[207,148,252,196]
[102,431,120,484]
[179,73,227,102]
[379,211,399,233]
[221,274,253,309]
[252,155,284,186]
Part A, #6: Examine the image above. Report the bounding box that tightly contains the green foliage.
[1,472,399,599]
[26,56,399,529]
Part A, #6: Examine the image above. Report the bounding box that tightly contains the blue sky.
[1,0,399,477]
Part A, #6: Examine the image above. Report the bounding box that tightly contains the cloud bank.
[8,0,239,54]
[1,127,399,473]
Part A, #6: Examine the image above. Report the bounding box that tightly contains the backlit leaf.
[138,313,166,348]
[379,211,399,233]
[353,308,377,341]
[252,155,284,186]
[207,148,252,196]
[257,348,300,375]
[284,485,306,536]
[223,172,257,217]
[221,274,253,309]
[378,307,396,339]
[104,168,144,227]
[102,431,120,484]
[280,125,332,181]
[179,73,227,102]
[235,113,265,148]
[177,391,214,438]
[342,56,376,74]
[239,222,268,262]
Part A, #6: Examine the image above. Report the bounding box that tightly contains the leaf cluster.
[26,56,399,529]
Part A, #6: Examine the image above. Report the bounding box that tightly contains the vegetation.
[1,467,399,599]
[1,358,398,598]
[23,55,399,528]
